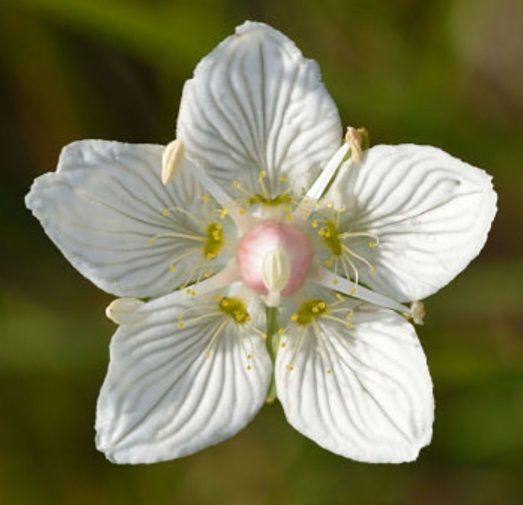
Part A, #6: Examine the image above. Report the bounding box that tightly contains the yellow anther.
[162,208,170,217]
[147,238,156,246]
[239,208,246,215]
[259,170,267,179]
[177,321,185,329]
[219,208,229,219]
[326,202,333,209]
[326,368,332,375]
[280,342,287,348]
[246,365,252,371]
[369,241,378,249]
[349,287,357,296]
[311,220,319,228]
[246,354,253,360]
[335,293,345,302]
[291,314,299,322]
[332,278,339,286]
[201,194,210,203]
[203,271,212,278]
[287,364,294,371]
[233,180,242,189]
[277,328,285,336]
[169,263,177,273]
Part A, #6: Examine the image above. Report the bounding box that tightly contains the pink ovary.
[236,219,313,296]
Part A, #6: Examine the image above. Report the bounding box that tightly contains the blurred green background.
[1,0,522,503]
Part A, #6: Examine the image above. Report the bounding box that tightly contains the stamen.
[294,125,369,222]
[312,266,409,312]
[144,266,241,310]
[341,244,376,274]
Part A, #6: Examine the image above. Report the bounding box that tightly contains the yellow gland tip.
[218,296,251,324]
[292,299,328,326]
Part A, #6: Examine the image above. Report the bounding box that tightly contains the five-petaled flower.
[26,21,497,464]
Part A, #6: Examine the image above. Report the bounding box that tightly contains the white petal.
[177,21,342,195]
[328,144,497,302]
[96,288,271,463]
[276,305,434,463]
[25,140,230,298]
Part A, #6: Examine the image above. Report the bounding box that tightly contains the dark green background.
[1,0,522,503]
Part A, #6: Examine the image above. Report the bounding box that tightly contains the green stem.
[265,306,279,403]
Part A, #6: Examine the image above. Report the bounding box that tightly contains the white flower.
[25,21,497,464]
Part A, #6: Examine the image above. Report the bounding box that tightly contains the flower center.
[236,220,313,298]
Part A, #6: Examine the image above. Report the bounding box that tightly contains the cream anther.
[105,298,146,325]
[345,126,367,163]
[161,139,185,185]
[408,301,426,325]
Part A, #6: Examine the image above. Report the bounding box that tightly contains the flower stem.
[265,306,279,403]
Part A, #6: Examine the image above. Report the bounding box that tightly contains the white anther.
[261,249,291,307]
[105,298,147,325]
[409,300,426,325]
[345,126,366,163]
[161,139,184,185]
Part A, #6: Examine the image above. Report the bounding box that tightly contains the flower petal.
[276,304,434,463]
[177,21,342,195]
[96,287,271,463]
[25,140,231,298]
[328,144,497,302]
